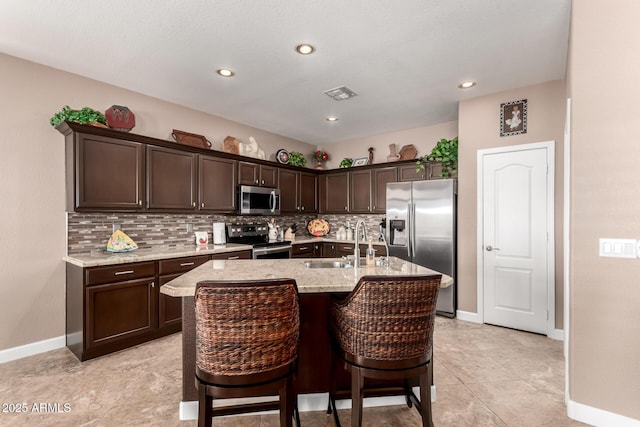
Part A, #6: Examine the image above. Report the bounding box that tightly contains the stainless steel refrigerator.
[386,179,457,317]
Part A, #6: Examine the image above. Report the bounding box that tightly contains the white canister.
[212,222,226,245]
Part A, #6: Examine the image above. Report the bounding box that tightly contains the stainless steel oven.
[251,243,292,259]
[226,223,291,259]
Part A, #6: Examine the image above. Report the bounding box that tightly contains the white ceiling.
[0,0,571,145]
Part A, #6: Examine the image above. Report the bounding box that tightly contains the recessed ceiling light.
[326,116,339,122]
[458,80,476,89]
[295,43,315,55]
[216,68,235,77]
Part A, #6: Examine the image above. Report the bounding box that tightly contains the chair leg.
[419,367,434,427]
[279,378,293,427]
[351,366,364,427]
[327,351,342,426]
[197,382,213,427]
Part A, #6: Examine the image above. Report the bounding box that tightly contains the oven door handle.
[253,245,291,257]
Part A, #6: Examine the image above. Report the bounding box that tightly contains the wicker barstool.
[327,274,442,427]
[194,278,301,427]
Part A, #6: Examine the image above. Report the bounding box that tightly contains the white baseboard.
[179,386,437,421]
[568,398,640,427]
[548,328,564,341]
[0,335,66,365]
[455,310,482,323]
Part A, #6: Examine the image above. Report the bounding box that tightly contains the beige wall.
[457,79,566,329]
[0,53,314,351]
[322,121,458,169]
[568,0,640,419]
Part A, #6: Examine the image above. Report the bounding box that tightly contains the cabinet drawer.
[292,244,314,257]
[336,244,356,257]
[158,255,210,275]
[85,262,156,286]
[211,250,252,260]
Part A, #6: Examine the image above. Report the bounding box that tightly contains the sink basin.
[304,261,351,269]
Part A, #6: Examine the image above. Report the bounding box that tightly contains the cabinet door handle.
[150,282,155,288]
[301,206,305,211]
[261,179,265,185]
[180,262,195,267]
[138,200,142,206]
[201,202,205,208]
[114,270,134,276]
[344,206,348,211]
[227,256,240,260]
[255,179,259,184]
[373,205,376,210]
[298,247,308,251]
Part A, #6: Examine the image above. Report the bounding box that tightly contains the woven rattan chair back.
[195,278,300,379]
[330,274,441,365]
[195,278,300,427]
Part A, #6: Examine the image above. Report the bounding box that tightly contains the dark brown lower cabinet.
[66,251,251,361]
[157,254,210,331]
[67,260,159,361]
[86,278,156,350]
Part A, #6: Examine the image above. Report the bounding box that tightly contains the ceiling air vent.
[323,86,358,101]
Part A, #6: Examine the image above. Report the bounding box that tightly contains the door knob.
[485,245,501,251]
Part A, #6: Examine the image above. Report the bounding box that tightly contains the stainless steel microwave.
[238,185,280,215]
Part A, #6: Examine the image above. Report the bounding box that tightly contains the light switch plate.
[599,238,637,258]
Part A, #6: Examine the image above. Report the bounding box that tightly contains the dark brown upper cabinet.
[397,163,427,181]
[278,170,318,214]
[72,134,145,211]
[320,171,349,213]
[299,172,317,213]
[146,146,197,210]
[238,162,278,187]
[349,169,372,213]
[198,155,237,212]
[371,166,398,213]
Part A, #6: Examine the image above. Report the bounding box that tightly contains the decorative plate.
[307,219,330,236]
[276,149,290,164]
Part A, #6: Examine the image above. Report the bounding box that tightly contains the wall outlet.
[186,223,193,233]
[599,238,637,258]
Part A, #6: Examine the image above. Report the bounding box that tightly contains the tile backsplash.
[67,212,386,254]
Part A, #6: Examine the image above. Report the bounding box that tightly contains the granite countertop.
[160,257,452,296]
[63,243,253,268]
[63,236,386,268]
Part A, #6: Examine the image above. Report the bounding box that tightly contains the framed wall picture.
[351,157,369,167]
[500,99,527,136]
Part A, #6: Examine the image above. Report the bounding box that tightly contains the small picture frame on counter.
[351,157,369,167]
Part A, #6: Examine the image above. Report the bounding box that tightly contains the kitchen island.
[161,257,452,420]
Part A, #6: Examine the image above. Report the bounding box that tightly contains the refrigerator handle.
[407,202,412,258]
[410,202,416,258]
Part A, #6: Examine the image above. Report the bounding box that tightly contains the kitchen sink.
[304,261,351,269]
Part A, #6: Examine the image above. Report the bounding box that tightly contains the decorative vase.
[387,143,401,162]
[315,160,324,170]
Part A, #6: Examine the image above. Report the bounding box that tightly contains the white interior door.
[479,142,553,334]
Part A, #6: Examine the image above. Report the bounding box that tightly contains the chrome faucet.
[380,227,390,268]
[353,220,368,267]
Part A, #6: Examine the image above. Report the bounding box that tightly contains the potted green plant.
[416,136,458,177]
[288,151,307,167]
[339,158,353,168]
[50,105,108,127]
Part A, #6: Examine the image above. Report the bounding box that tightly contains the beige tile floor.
[0,318,587,426]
